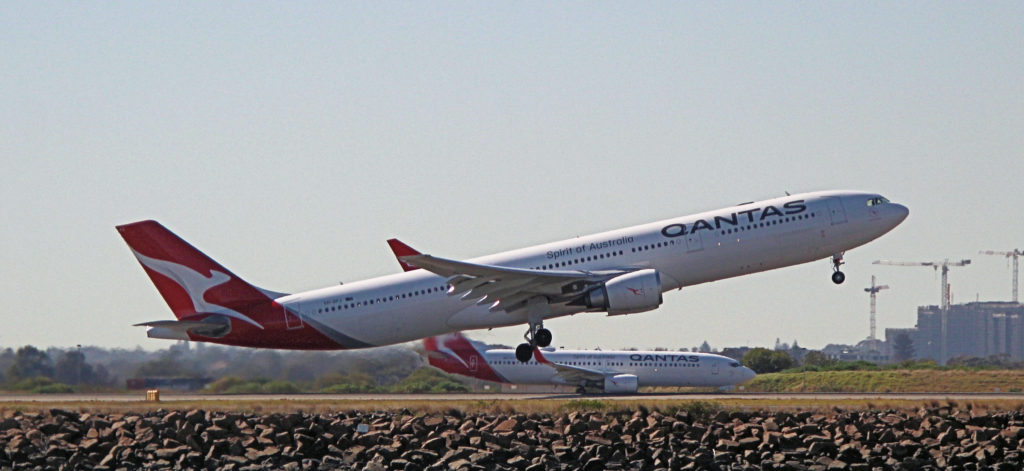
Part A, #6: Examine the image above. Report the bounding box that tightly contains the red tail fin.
[423,332,505,383]
[116,220,278,327]
[387,238,421,272]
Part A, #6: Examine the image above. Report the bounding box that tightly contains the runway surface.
[2,392,1022,403]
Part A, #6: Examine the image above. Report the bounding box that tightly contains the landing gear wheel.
[830,252,846,285]
[535,328,552,348]
[519,299,551,363]
[515,343,533,363]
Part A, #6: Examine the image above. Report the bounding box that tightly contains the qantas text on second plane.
[424,332,757,394]
[118,190,908,362]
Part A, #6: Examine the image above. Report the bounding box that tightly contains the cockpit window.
[730,362,740,368]
[866,197,889,206]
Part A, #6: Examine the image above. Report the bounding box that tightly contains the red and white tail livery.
[118,190,908,356]
[118,221,365,349]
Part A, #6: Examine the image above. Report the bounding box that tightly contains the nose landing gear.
[831,253,846,284]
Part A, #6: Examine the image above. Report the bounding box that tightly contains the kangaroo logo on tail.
[423,333,507,383]
[428,334,473,370]
[130,250,264,329]
[117,220,285,329]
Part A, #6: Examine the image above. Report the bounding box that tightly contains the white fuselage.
[277,190,908,347]
[489,349,756,388]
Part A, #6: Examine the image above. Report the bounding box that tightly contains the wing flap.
[451,277,498,296]
[463,277,537,299]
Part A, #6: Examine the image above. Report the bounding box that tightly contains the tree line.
[739,347,1024,374]
[0,342,458,393]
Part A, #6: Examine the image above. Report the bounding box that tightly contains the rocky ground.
[2,405,1023,470]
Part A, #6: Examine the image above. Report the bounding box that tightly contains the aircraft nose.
[741,366,757,382]
[892,203,909,224]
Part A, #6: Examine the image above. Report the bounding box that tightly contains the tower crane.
[979,249,1023,303]
[871,259,971,310]
[864,275,889,340]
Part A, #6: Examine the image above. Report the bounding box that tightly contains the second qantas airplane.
[425,332,757,394]
[118,190,908,362]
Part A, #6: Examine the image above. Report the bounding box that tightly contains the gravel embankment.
[2,406,1023,470]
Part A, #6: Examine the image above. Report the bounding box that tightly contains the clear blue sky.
[3,3,1022,351]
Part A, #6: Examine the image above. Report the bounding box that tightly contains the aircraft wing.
[533,348,605,384]
[400,254,626,312]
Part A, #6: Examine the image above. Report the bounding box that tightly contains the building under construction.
[885,302,1024,364]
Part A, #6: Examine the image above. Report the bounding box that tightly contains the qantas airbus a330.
[118,190,907,362]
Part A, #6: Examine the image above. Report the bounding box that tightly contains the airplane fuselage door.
[686,231,704,252]
[825,197,848,225]
[284,300,305,330]
[711,358,720,375]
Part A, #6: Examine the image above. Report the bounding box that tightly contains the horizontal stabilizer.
[135,316,231,339]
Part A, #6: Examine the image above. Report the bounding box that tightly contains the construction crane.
[979,249,1023,303]
[864,276,889,340]
[872,259,971,310]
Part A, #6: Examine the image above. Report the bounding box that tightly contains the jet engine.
[583,269,662,315]
[603,374,639,394]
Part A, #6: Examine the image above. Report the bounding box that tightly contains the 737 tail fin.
[423,332,506,383]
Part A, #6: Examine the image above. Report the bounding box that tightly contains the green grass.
[4,377,75,394]
[744,369,1024,393]
[564,399,610,411]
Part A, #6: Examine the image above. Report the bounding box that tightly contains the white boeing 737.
[424,332,757,394]
[118,190,907,362]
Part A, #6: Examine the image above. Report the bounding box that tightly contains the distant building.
[822,338,889,363]
[885,302,1024,365]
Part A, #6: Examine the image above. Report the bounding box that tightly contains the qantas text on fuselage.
[424,332,757,393]
[118,190,908,359]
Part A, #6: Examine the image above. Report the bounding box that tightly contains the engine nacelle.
[584,269,662,315]
[603,374,639,394]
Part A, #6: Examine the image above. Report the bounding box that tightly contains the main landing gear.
[516,321,552,363]
[831,252,846,285]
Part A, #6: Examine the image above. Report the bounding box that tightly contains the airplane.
[424,332,757,394]
[117,190,908,362]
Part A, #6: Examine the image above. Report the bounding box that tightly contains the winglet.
[387,238,422,272]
